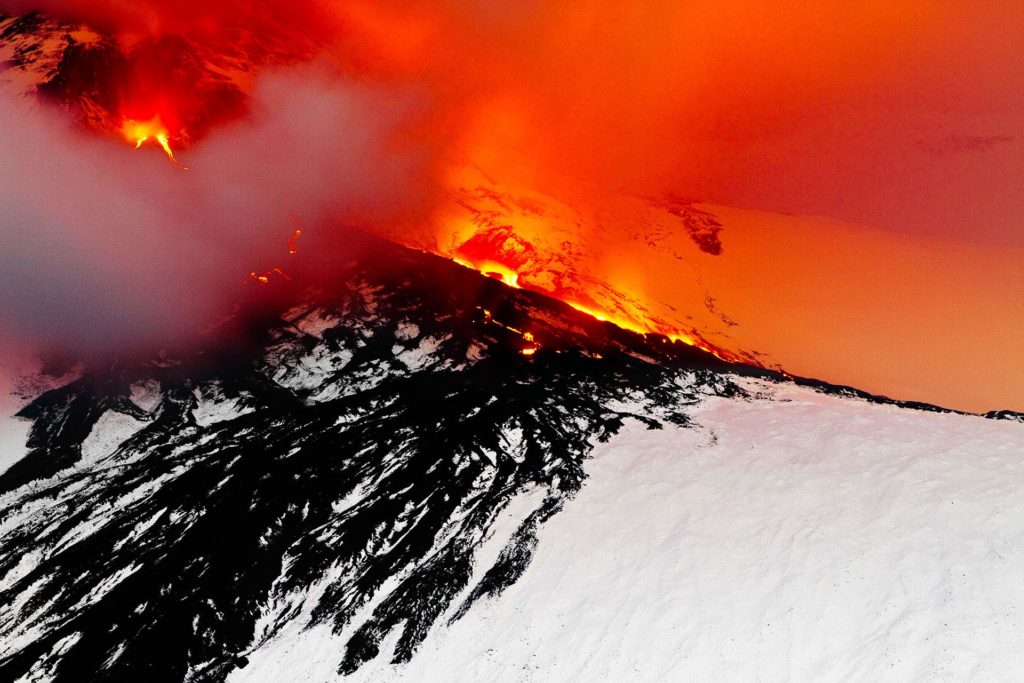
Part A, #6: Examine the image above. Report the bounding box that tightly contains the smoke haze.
[0,67,430,351]
[6,1,1021,242]
[0,0,1021,409]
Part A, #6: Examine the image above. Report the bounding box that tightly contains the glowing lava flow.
[288,228,303,254]
[479,308,540,356]
[452,256,742,364]
[564,298,744,363]
[122,116,184,167]
[248,227,303,286]
[248,267,290,286]
[520,331,538,356]
[454,258,519,288]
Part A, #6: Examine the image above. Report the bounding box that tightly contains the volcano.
[2,6,1024,681]
[1,232,1022,681]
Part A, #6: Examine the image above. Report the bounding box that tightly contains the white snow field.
[236,380,1024,682]
[0,408,29,477]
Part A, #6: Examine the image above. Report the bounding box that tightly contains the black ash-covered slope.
[0,232,750,681]
[1,230,1015,681]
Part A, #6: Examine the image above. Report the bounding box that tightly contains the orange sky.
[408,1,1024,411]
[1,1,1021,411]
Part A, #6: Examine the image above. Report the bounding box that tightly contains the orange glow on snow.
[417,179,1024,412]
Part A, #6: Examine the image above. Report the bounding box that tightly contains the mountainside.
[321,386,1024,682]
[0,232,741,680]
[1,232,1022,681]
[2,14,1024,680]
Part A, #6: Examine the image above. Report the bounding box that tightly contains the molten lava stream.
[451,255,741,363]
[247,227,303,287]
[288,228,303,254]
[454,258,519,288]
[122,116,185,168]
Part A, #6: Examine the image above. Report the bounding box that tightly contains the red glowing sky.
[0,1,1021,411]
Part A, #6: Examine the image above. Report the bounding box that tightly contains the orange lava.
[453,257,519,288]
[288,228,303,255]
[247,267,290,286]
[451,253,741,364]
[248,229,303,287]
[121,115,184,167]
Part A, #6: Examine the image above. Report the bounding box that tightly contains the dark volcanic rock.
[0,232,743,681]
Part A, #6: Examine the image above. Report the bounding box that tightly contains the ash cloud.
[0,67,431,353]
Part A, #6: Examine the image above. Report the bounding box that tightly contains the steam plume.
[0,67,429,351]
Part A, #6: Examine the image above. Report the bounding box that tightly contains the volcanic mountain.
[2,11,1024,680]
[1,231,1023,681]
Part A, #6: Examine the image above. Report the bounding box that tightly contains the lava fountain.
[121,115,184,168]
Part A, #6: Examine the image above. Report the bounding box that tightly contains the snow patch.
[270,345,354,398]
[465,343,486,362]
[395,322,420,341]
[290,308,342,339]
[395,336,446,372]
[0,548,43,594]
[192,387,254,427]
[129,380,162,413]
[258,385,1024,681]
[0,411,30,477]
[81,410,147,465]
[497,421,527,463]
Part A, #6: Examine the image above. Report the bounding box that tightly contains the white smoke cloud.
[0,66,431,353]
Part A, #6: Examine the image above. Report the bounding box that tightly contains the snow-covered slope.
[0,233,1021,681]
[301,383,1024,682]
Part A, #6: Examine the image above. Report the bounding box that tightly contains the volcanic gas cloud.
[0,0,1021,411]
